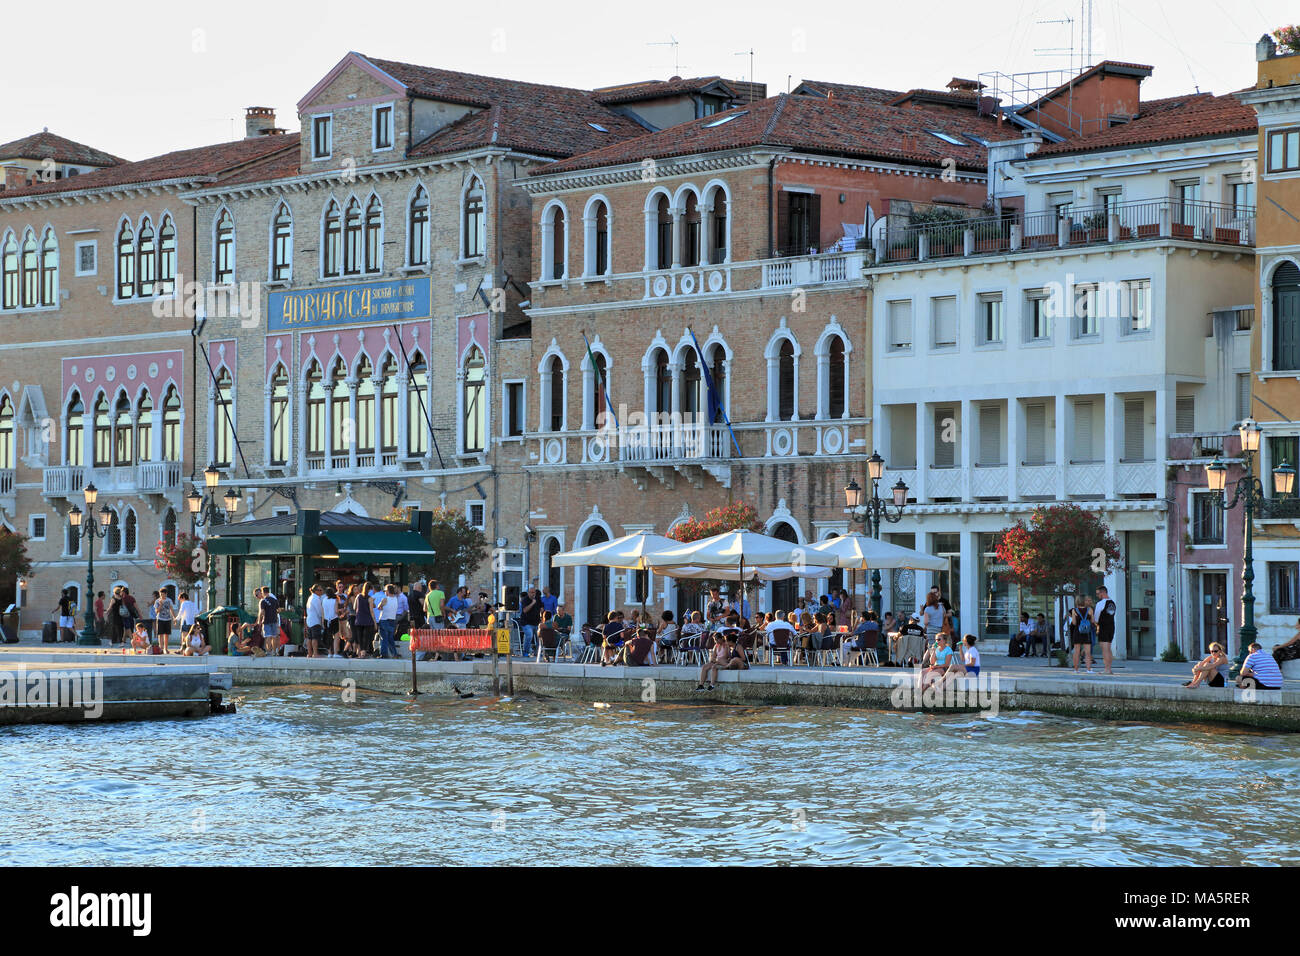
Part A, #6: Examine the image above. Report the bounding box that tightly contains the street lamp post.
[845,451,909,618]
[69,482,114,645]
[1205,418,1295,671]
[187,464,241,615]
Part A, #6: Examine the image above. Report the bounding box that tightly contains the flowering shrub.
[667,502,764,542]
[1276,25,1300,52]
[154,530,215,589]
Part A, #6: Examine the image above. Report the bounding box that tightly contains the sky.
[3,0,1293,161]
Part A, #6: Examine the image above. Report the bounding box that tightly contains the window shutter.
[776,190,791,255]
[808,193,822,253]
[933,297,957,347]
[1175,396,1195,433]
[889,300,912,348]
[1073,401,1093,461]
[1025,403,1046,464]
[1276,286,1300,372]
[1124,399,1146,461]
[1236,373,1252,423]
[933,406,955,467]
[978,405,1001,465]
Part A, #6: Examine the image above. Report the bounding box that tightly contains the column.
[1104,390,1117,500]
[1055,392,1068,499]
[1006,398,1020,501]
[671,208,683,269]
[263,385,273,471]
[915,402,928,502]
[669,362,682,456]
[296,381,308,474]
[960,398,974,501]
[347,381,359,471]
[371,376,383,467]
[699,204,713,266]
[815,353,828,420]
[960,529,979,638]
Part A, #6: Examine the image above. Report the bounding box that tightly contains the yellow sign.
[496,628,512,655]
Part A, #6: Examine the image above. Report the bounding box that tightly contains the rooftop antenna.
[1034,15,1075,73]
[734,48,755,102]
[648,36,680,76]
[1081,0,1094,69]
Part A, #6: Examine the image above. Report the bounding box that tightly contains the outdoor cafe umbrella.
[645,530,841,621]
[551,530,682,621]
[657,564,832,582]
[804,531,947,617]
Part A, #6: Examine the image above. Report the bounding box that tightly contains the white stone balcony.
[760,249,868,290]
[0,468,14,514]
[43,462,183,500]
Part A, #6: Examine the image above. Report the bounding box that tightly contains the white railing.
[1065,461,1105,496]
[1017,463,1057,498]
[762,260,795,288]
[306,455,326,472]
[0,468,13,497]
[357,454,376,468]
[137,460,183,494]
[760,250,865,290]
[927,467,963,499]
[619,423,731,463]
[330,455,349,470]
[1116,460,1159,495]
[42,465,86,497]
[971,465,1008,498]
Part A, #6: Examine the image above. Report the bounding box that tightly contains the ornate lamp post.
[187,464,240,614]
[845,451,909,618]
[1205,417,1295,670]
[69,482,114,645]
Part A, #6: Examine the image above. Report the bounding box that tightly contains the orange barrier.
[409,628,493,653]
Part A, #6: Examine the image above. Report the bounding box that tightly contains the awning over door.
[322,530,436,565]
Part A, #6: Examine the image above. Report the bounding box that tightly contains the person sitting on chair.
[620,627,655,666]
[536,610,561,661]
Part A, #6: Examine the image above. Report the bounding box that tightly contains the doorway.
[770,522,799,611]
[583,527,609,627]
[1198,571,1229,657]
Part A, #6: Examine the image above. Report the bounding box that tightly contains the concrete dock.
[1,644,1296,731]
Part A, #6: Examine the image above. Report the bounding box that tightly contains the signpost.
[407,628,495,696]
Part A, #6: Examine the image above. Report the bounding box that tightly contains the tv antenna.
[648,36,680,76]
[734,48,755,101]
[1034,14,1075,73]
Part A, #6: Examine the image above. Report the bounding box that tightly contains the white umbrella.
[643,530,841,571]
[659,564,832,582]
[803,532,947,571]
[551,530,680,569]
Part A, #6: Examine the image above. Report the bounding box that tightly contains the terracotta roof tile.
[592,76,738,104]
[793,79,903,104]
[1032,91,1256,156]
[364,56,648,159]
[0,130,124,167]
[537,93,1018,176]
[0,135,300,199]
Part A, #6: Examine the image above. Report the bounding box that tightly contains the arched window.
[587,351,608,429]
[67,517,80,556]
[653,348,671,419]
[770,522,800,610]
[778,340,796,421]
[306,361,326,458]
[827,336,846,418]
[363,195,382,272]
[655,196,673,270]
[707,185,729,263]
[214,209,234,284]
[112,394,133,466]
[162,507,177,541]
[542,204,566,281]
[545,537,562,599]
[329,358,349,458]
[105,510,121,555]
[682,192,701,267]
[343,199,362,275]
[406,351,428,457]
[323,201,342,277]
[158,216,176,294]
[137,217,156,297]
[379,356,399,456]
[585,199,610,277]
[136,389,152,462]
[20,231,38,308]
[0,395,13,470]
[116,220,135,299]
[681,347,701,418]
[707,343,727,424]
[271,203,292,281]
[161,386,181,461]
[408,187,429,267]
[463,347,486,453]
[462,176,485,258]
[547,354,565,431]
[66,391,85,467]
[1273,261,1300,372]
[213,368,234,468]
[92,394,111,467]
[1,233,17,309]
[123,509,137,555]
[355,356,375,457]
[269,366,289,466]
[39,228,57,306]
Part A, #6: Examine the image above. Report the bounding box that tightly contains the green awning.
[322,529,436,565]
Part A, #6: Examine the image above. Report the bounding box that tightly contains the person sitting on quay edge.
[129,622,150,654]
[1271,618,1300,668]
[696,632,733,692]
[1237,642,1284,690]
[724,629,750,671]
[1184,642,1230,688]
[231,621,266,657]
[181,623,210,657]
[919,633,956,688]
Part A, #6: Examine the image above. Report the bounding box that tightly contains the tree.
[0,529,34,607]
[666,501,765,599]
[387,506,488,589]
[154,530,217,591]
[995,503,1121,645]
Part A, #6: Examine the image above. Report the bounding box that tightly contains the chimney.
[2,165,27,190]
[244,106,277,138]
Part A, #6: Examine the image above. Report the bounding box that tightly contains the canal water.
[5,686,1298,865]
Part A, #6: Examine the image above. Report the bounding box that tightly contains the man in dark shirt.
[259,586,280,644]
[622,629,655,666]
[893,614,927,667]
[519,587,542,658]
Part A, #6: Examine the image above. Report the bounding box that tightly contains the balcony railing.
[0,468,13,497]
[760,250,867,290]
[43,462,183,498]
[883,199,1255,265]
[618,423,733,463]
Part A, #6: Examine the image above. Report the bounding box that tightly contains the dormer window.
[373,105,393,151]
[312,115,333,160]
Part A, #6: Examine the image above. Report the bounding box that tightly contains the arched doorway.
[770,522,799,612]
[583,526,610,627]
[823,532,844,594]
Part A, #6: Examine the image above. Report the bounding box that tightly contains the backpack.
[1008,635,1025,657]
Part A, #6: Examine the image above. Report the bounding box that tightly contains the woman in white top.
[181,623,210,656]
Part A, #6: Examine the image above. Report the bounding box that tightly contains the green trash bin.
[199,606,253,655]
